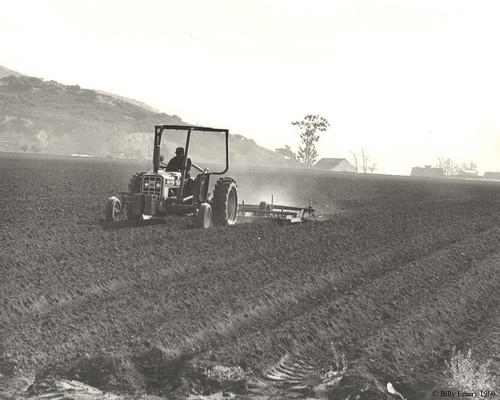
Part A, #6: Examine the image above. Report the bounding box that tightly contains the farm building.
[484,171,500,180]
[314,158,357,173]
[410,165,445,178]
[457,169,479,178]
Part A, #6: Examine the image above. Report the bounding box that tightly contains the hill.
[0,65,25,79]
[0,69,300,168]
[95,90,163,113]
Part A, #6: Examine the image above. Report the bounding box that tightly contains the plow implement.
[238,200,315,224]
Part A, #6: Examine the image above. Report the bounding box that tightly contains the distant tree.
[460,159,477,172]
[436,157,478,176]
[67,84,81,92]
[275,145,297,160]
[350,151,359,172]
[292,115,330,168]
[362,149,377,173]
[436,157,461,176]
[20,143,28,153]
[30,144,41,154]
[351,148,377,173]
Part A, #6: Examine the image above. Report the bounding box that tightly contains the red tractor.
[105,125,238,228]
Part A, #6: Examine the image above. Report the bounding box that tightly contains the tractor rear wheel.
[212,178,238,226]
[197,202,212,229]
[105,197,122,222]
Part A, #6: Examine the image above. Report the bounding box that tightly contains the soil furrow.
[200,228,500,373]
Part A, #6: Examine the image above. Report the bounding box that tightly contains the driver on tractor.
[166,147,195,196]
[166,147,192,178]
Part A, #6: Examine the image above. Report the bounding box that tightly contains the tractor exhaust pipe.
[153,144,160,173]
[153,126,163,173]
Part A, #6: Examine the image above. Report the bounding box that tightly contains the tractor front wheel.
[212,178,238,226]
[105,196,122,222]
[197,202,212,229]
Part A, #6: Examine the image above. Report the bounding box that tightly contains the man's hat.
[175,147,184,155]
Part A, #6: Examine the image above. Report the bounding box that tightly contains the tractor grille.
[142,175,162,196]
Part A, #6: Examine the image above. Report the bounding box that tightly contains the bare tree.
[351,148,377,173]
[361,148,376,173]
[350,150,359,172]
[368,161,378,173]
[460,159,477,172]
[436,157,478,176]
[292,115,330,168]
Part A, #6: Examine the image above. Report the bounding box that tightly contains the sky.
[2,0,500,175]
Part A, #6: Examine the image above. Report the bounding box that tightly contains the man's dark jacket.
[166,155,192,176]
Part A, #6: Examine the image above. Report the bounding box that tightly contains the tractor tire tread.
[212,178,238,226]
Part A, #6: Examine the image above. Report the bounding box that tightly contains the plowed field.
[0,153,499,400]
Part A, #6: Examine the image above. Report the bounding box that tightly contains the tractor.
[105,125,238,228]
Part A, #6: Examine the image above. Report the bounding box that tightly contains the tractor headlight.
[156,182,161,188]
[144,182,150,187]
